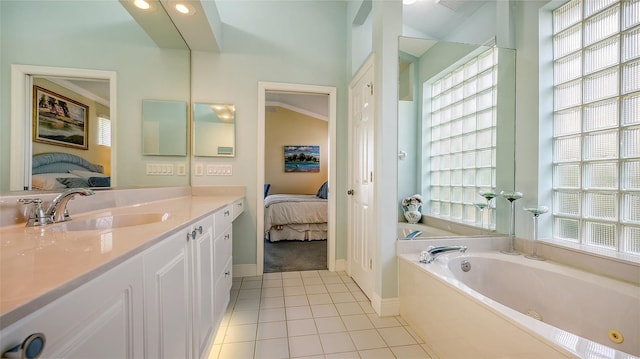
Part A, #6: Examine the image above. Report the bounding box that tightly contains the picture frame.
[284,145,320,172]
[33,86,89,150]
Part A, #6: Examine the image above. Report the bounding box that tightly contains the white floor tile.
[325,283,349,293]
[218,341,255,359]
[287,318,318,336]
[330,291,356,303]
[261,287,284,298]
[254,338,289,359]
[300,270,320,278]
[307,293,333,305]
[286,305,313,320]
[262,272,282,280]
[283,278,304,287]
[324,351,360,359]
[288,334,324,357]
[241,280,263,289]
[310,303,339,318]
[321,276,343,284]
[238,288,262,300]
[348,329,387,350]
[358,301,376,314]
[258,307,286,323]
[260,296,285,309]
[304,284,328,294]
[358,347,395,358]
[284,286,306,296]
[314,316,347,334]
[229,310,259,325]
[377,327,417,347]
[351,291,369,301]
[281,271,302,279]
[243,276,263,282]
[319,332,357,354]
[262,279,283,289]
[224,323,257,343]
[341,314,374,331]
[233,298,261,312]
[367,314,401,328]
[335,302,364,316]
[302,277,324,285]
[285,294,309,307]
[390,344,432,358]
[256,321,287,340]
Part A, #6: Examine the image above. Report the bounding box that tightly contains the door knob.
[347,189,354,195]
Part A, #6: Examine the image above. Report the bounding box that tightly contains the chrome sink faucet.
[419,245,467,263]
[19,188,96,227]
[47,188,95,223]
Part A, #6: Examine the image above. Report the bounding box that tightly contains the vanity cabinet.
[0,255,144,358]
[0,198,243,359]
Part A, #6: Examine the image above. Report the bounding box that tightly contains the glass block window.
[552,0,640,254]
[426,47,498,228]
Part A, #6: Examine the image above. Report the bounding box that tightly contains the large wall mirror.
[398,36,516,236]
[193,103,236,157]
[142,100,188,156]
[0,0,191,193]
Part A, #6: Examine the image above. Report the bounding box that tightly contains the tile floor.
[208,270,436,359]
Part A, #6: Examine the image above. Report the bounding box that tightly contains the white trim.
[334,259,347,272]
[232,264,258,278]
[371,293,400,317]
[257,81,337,276]
[10,64,117,191]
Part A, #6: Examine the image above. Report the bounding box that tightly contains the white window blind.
[426,47,498,227]
[552,0,640,254]
[97,115,111,147]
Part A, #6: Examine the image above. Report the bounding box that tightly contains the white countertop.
[0,193,243,329]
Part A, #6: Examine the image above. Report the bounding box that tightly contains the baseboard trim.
[334,259,346,272]
[233,264,257,277]
[371,294,400,317]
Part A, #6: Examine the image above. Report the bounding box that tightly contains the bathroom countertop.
[0,194,243,329]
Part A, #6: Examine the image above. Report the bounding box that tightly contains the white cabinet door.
[143,229,191,359]
[190,215,215,359]
[0,256,144,359]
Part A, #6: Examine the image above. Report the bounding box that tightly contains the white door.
[348,57,375,300]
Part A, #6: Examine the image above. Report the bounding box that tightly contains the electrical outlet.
[206,164,233,176]
[176,163,186,176]
[146,163,174,176]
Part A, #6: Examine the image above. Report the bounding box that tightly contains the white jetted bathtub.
[398,248,640,358]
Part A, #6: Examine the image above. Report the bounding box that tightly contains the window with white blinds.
[426,47,498,227]
[552,0,640,254]
[97,115,111,147]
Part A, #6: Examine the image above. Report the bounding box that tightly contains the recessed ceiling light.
[173,2,195,15]
[134,0,151,10]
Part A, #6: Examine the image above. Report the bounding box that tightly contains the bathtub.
[398,250,640,358]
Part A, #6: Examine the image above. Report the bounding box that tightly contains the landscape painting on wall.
[284,145,320,172]
[33,86,89,150]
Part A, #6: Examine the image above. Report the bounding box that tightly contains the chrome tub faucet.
[419,245,467,263]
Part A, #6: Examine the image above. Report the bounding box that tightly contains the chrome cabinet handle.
[224,234,230,240]
[197,226,203,234]
[224,210,230,217]
[224,271,231,277]
[2,332,46,359]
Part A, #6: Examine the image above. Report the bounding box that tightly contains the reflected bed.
[31,152,110,190]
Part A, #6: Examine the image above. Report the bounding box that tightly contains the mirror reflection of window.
[193,103,236,157]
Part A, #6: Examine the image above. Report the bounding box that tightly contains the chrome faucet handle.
[17,198,52,226]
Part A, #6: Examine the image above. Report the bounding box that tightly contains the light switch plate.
[195,163,203,176]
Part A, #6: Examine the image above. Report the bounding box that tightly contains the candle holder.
[500,191,523,255]
[474,202,488,230]
[524,206,549,261]
[479,190,496,230]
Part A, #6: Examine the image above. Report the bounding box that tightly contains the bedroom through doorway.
[257,82,337,275]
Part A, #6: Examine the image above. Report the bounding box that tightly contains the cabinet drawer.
[214,258,232,321]
[189,215,213,240]
[214,205,232,237]
[214,226,232,275]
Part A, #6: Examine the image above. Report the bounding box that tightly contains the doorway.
[257,82,337,275]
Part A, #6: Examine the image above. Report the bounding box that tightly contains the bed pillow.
[88,176,111,187]
[57,177,90,188]
[68,169,108,179]
[32,173,78,190]
[316,181,328,199]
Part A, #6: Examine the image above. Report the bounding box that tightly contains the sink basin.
[52,213,170,232]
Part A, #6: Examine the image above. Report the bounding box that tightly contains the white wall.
[191,0,348,265]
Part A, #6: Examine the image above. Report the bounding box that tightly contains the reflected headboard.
[32,152,103,175]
